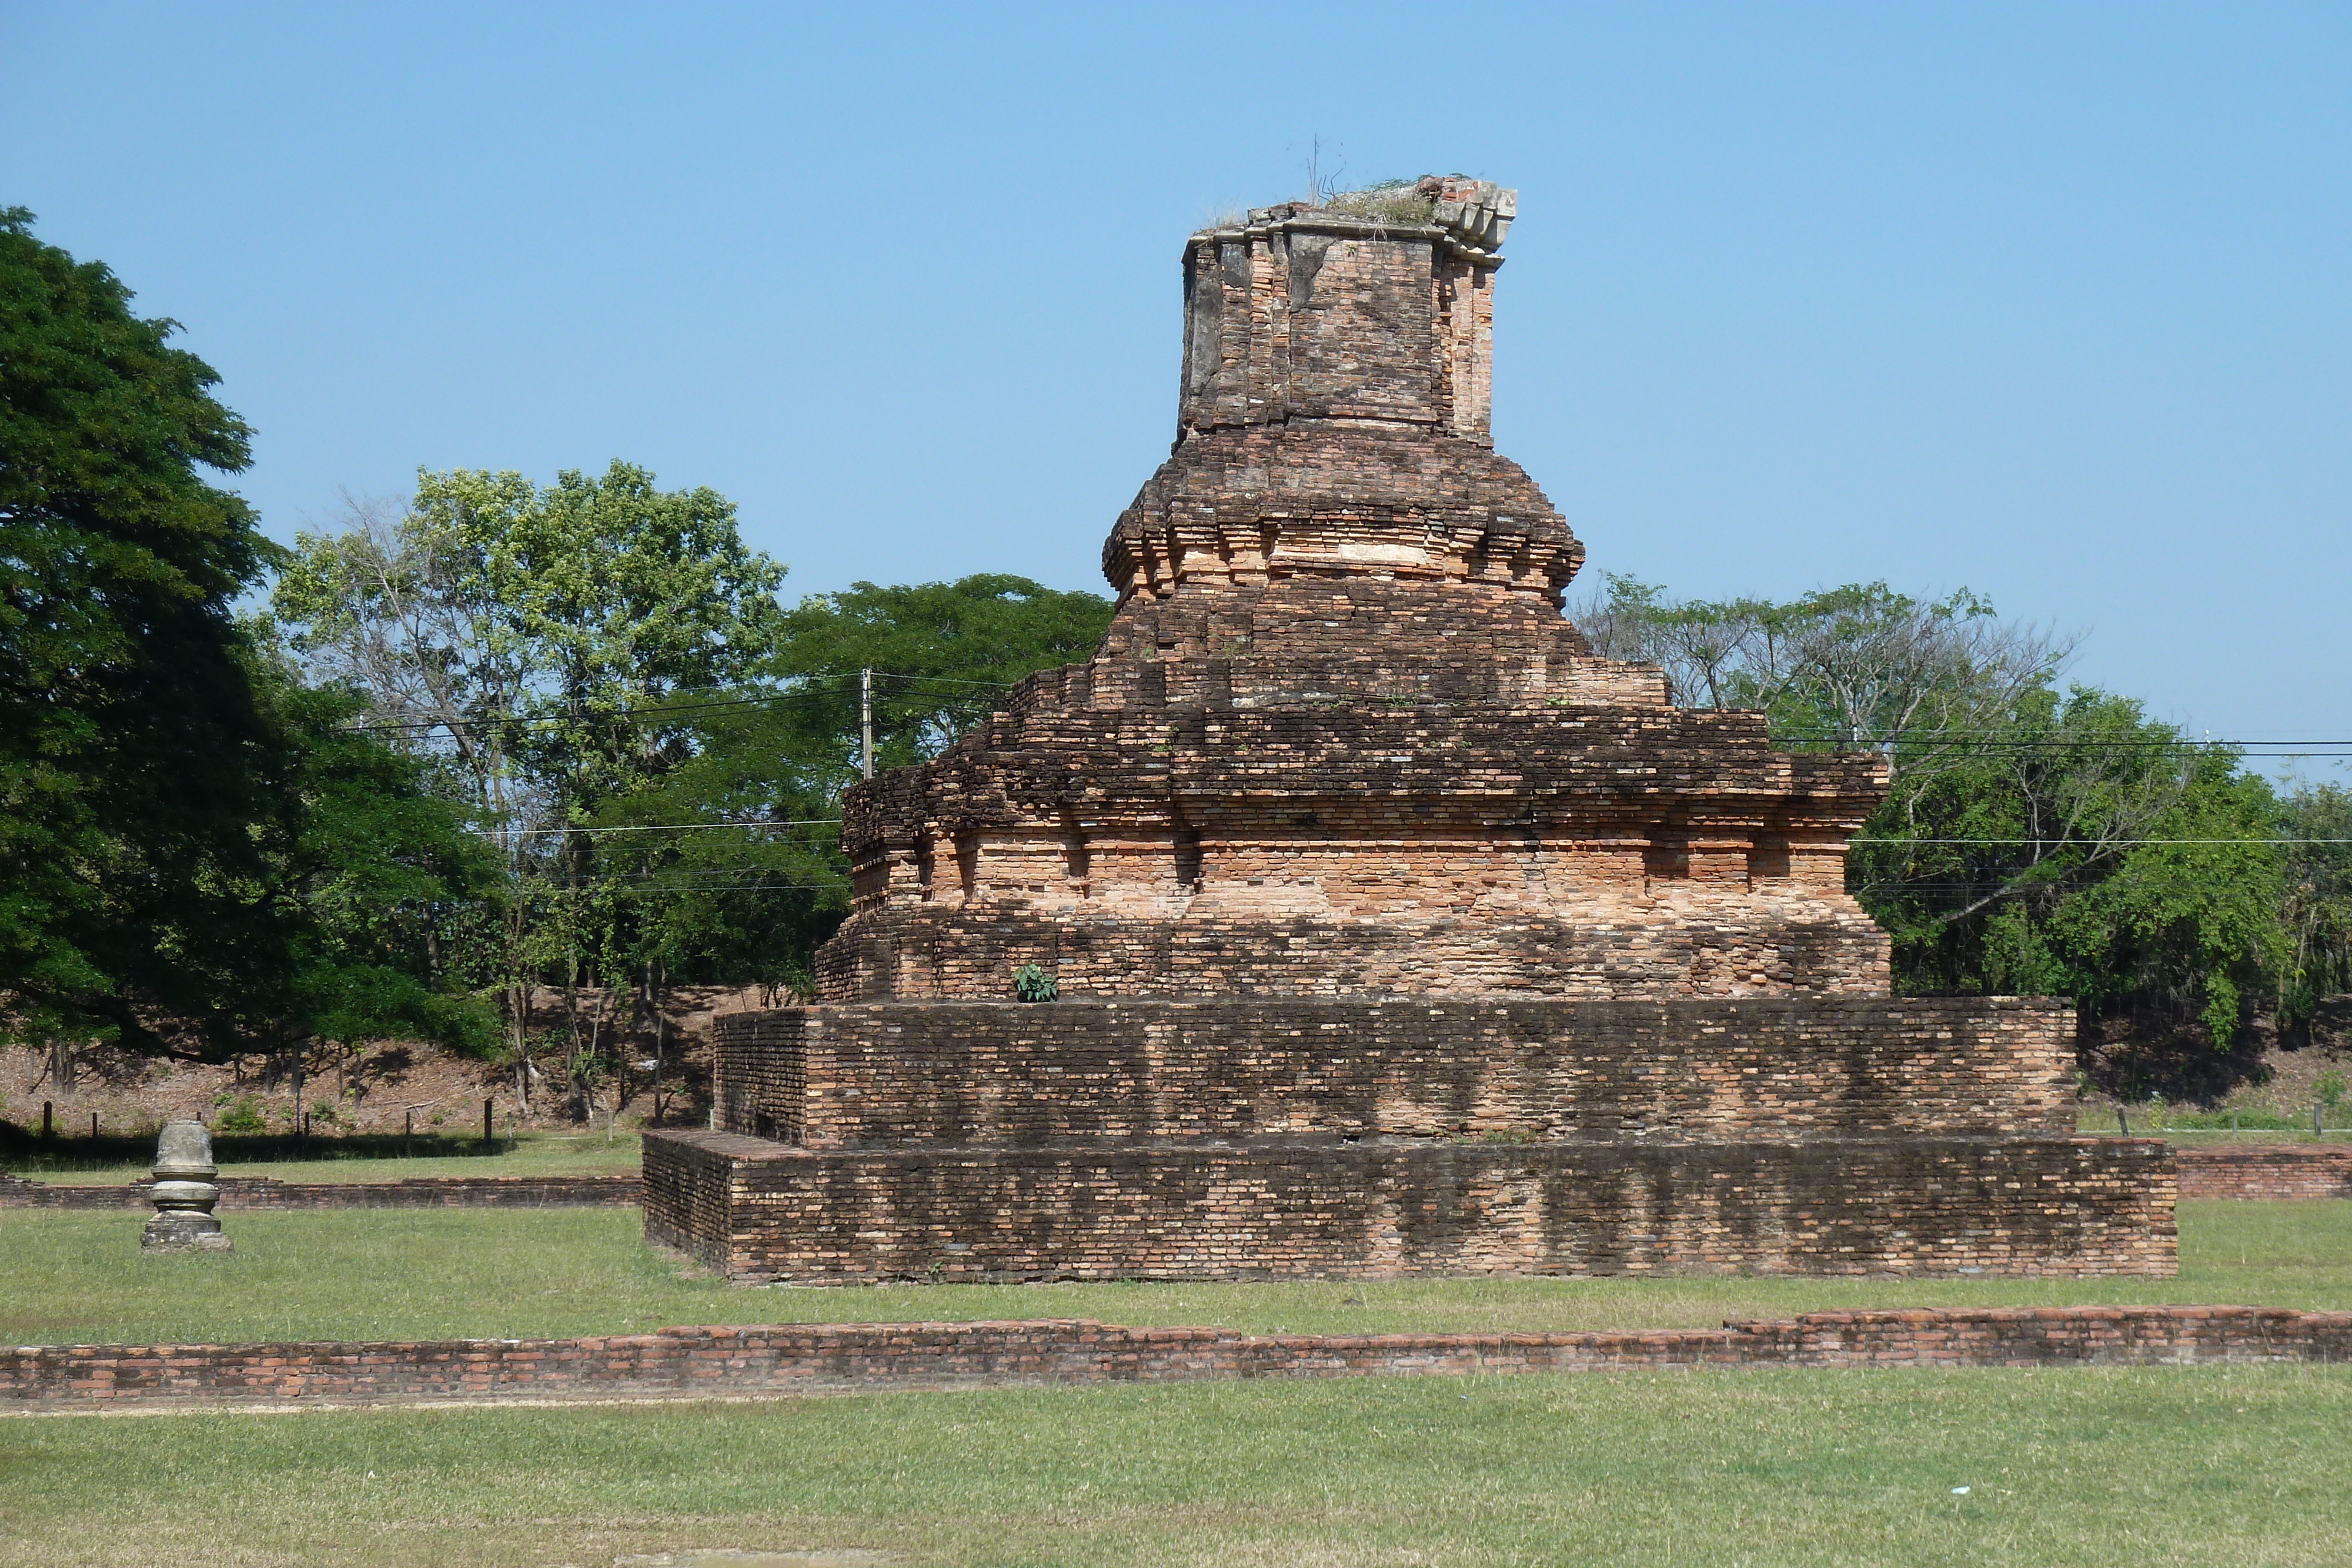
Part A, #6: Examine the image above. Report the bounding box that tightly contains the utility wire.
[1853,838,2352,847]
[331,673,2352,752]
[482,820,843,838]
[338,669,1021,735]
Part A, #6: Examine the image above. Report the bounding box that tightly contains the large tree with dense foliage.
[257,664,503,1077]
[1577,574,2293,1081]
[272,465,794,1107]
[590,574,1117,998]
[1852,686,2283,1051]
[0,208,295,1057]
[270,541,1114,1115]
[767,574,1115,773]
[2276,784,2352,1038]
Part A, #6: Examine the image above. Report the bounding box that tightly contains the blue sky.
[5,3,2346,761]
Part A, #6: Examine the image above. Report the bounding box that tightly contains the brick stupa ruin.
[646,178,2174,1282]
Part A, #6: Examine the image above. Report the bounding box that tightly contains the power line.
[481,819,843,839]
[1853,838,2352,847]
[329,674,2352,752]
[337,669,1021,735]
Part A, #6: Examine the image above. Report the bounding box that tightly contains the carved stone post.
[142,1118,231,1252]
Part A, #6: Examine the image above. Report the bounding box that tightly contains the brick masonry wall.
[713,997,2077,1148]
[0,1174,642,1210]
[2174,1146,2352,1200]
[643,1129,2175,1285]
[821,681,1893,1004]
[5,1306,2342,1409]
[811,200,1896,1008]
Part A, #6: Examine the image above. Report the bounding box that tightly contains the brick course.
[645,1128,2174,1285]
[714,997,2076,1148]
[5,1306,2343,1410]
[2173,1145,2352,1201]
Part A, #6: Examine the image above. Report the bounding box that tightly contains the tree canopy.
[0,208,292,1055]
[1578,573,2314,1089]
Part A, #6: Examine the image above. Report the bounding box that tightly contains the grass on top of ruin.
[5,1365,2351,1567]
[2,1201,2347,1349]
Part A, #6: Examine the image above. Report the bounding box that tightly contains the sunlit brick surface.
[649,192,2173,1282]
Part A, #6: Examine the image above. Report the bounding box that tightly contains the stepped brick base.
[6,1307,2343,1409]
[713,997,2078,1147]
[643,1129,2175,1284]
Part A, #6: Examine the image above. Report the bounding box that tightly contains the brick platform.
[646,1128,2174,1284]
[0,1174,641,1210]
[714,997,2078,1148]
[5,1306,2343,1410]
[2174,1145,2352,1200]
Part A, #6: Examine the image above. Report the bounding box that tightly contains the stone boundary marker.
[0,1145,2344,1210]
[0,1174,640,1210]
[5,1306,2348,1410]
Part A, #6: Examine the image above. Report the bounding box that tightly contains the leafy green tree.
[0,208,295,1059]
[770,574,1113,772]
[259,667,503,1072]
[272,466,793,1112]
[1575,574,2068,789]
[272,527,1115,1114]
[2276,784,2352,1036]
[218,668,501,1116]
[586,696,850,997]
[590,576,1114,1014]
[1855,686,2283,1048]
[1576,573,2292,1076]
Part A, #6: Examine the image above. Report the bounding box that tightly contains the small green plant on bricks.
[1013,963,1060,1002]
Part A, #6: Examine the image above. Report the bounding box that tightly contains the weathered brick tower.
[646,179,2174,1282]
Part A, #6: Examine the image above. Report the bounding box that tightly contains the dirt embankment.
[1,986,764,1139]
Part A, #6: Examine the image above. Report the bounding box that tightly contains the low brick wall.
[715,997,2077,1147]
[644,1130,2176,1283]
[0,1174,641,1211]
[2175,1146,2352,1201]
[4,1306,2343,1409]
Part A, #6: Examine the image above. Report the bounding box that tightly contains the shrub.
[2167,1106,2313,1129]
[215,1095,268,1135]
[1325,180,1438,228]
[1013,964,1059,1002]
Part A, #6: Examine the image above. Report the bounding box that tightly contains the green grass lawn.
[1,1128,643,1185]
[3,1201,2346,1347]
[4,1365,2347,1566]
